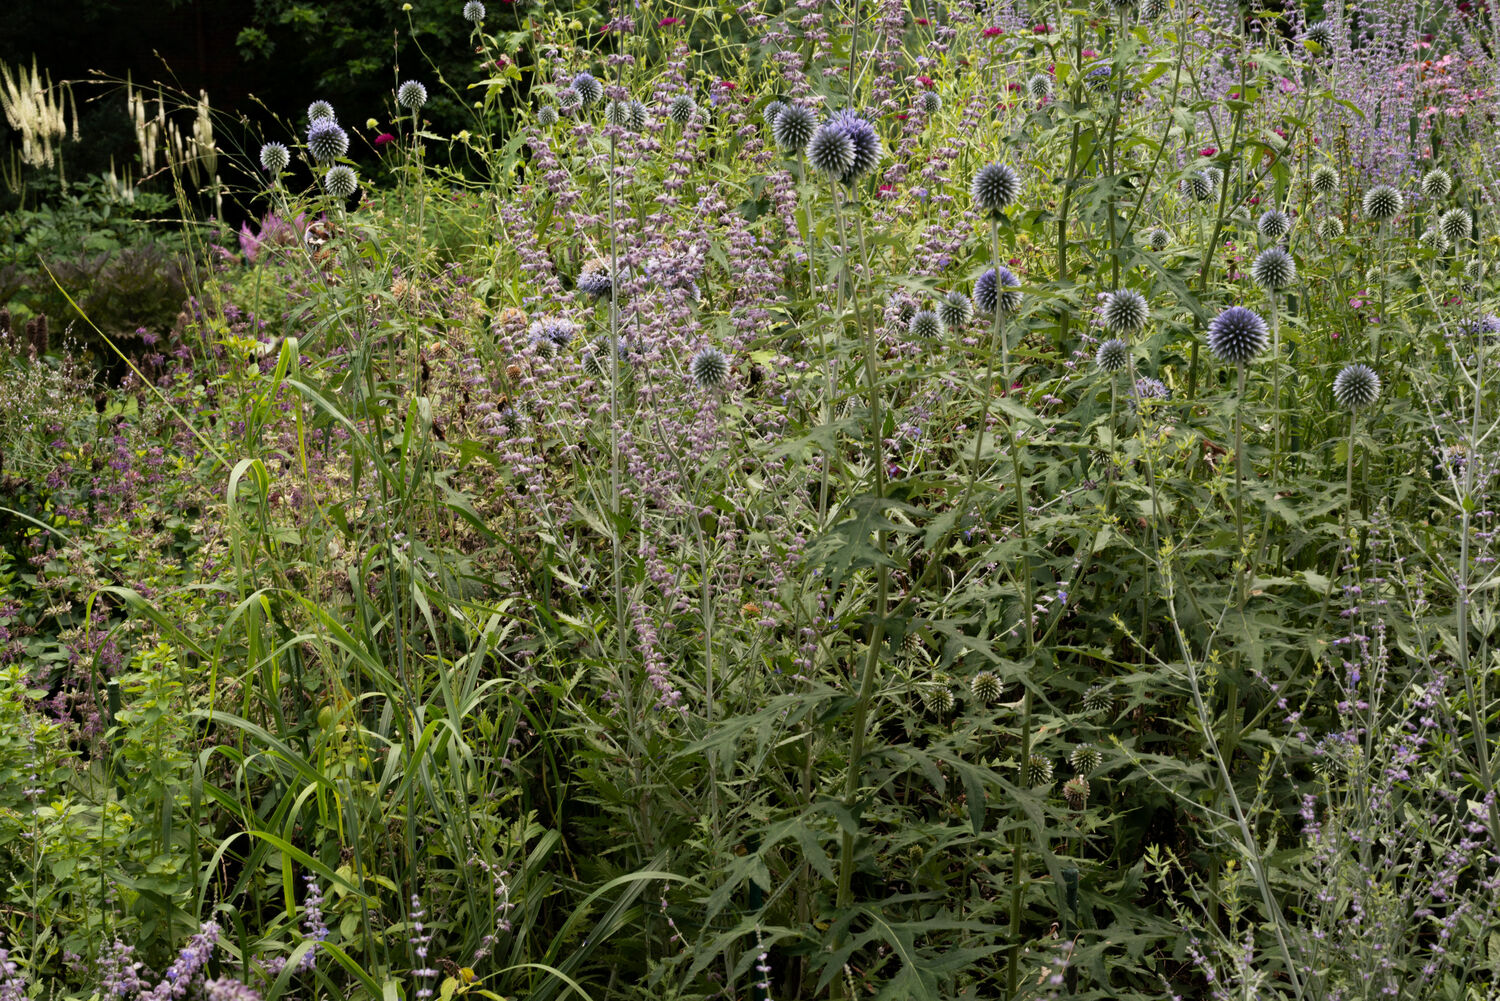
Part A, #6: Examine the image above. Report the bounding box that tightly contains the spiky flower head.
[1362,184,1403,221]
[1062,776,1091,810]
[1465,258,1485,282]
[463,0,486,23]
[908,309,943,339]
[763,100,787,127]
[939,290,973,328]
[1201,165,1224,187]
[259,141,290,174]
[1130,376,1171,412]
[322,165,358,199]
[1096,338,1129,373]
[1303,21,1333,50]
[529,318,579,354]
[1207,305,1269,365]
[772,104,817,154]
[975,267,1022,315]
[1181,170,1215,201]
[1319,215,1345,240]
[557,87,581,113]
[1086,66,1114,93]
[919,91,942,115]
[971,162,1021,213]
[1082,684,1112,715]
[1102,288,1149,334]
[668,94,695,125]
[397,80,428,111]
[1026,73,1052,103]
[921,684,956,716]
[828,109,883,183]
[1440,208,1471,245]
[1251,246,1297,290]
[970,671,1001,704]
[1070,744,1103,775]
[1144,227,1170,252]
[1141,0,1168,17]
[307,100,336,124]
[1310,164,1339,195]
[806,123,856,178]
[605,99,630,127]
[691,346,730,390]
[537,105,558,127]
[1462,314,1500,341]
[628,99,648,131]
[1422,168,1452,201]
[572,72,603,107]
[577,258,612,300]
[307,120,349,163]
[1419,227,1450,253]
[1027,754,1054,786]
[1258,208,1292,240]
[583,337,631,379]
[1332,364,1380,410]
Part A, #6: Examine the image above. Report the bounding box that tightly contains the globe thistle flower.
[1332,364,1380,410]
[1082,684,1112,715]
[1319,216,1345,240]
[463,0,486,23]
[828,109,883,183]
[1181,170,1215,201]
[1201,165,1224,188]
[1086,66,1113,92]
[259,141,290,174]
[605,99,631,128]
[322,164,358,199]
[1026,73,1052,103]
[1102,288,1149,334]
[691,346,730,390]
[806,123,855,178]
[1096,338,1129,372]
[668,94,696,125]
[1257,208,1292,240]
[307,100,336,124]
[919,91,942,115]
[1207,305,1269,364]
[1062,776,1090,810]
[1421,168,1452,201]
[1462,314,1500,342]
[772,104,817,154]
[975,267,1022,315]
[1419,227,1450,253]
[1070,744,1102,775]
[537,105,558,127]
[763,100,787,127]
[908,309,943,339]
[1141,0,1168,17]
[1465,258,1485,282]
[1303,21,1333,50]
[583,337,632,378]
[557,87,582,113]
[307,120,349,163]
[971,162,1021,213]
[628,99,648,132]
[970,671,1001,704]
[1440,207,1471,245]
[1129,376,1171,413]
[1362,184,1403,221]
[572,72,603,107]
[529,318,579,354]
[1027,754,1054,786]
[1144,227,1170,252]
[938,290,973,328]
[1251,246,1297,290]
[397,80,428,111]
[577,258,612,300]
[1310,164,1339,195]
[921,684,956,716]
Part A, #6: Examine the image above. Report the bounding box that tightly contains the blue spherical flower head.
[772,104,817,155]
[691,346,730,390]
[1207,305,1269,364]
[1362,184,1403,221]
[1310,165,1339,195]
[828,110,883,184]
[259,141,290,174]
[1144,227,1170,252]
[1440,208,1471,245]
[537,105,558,127]
[1026,73,1052,103]
[398,80,428,111]
[307,100,336,124]
[463,1,486,23]
[908,309,943,339]
[1102,289,1148,334]
[807,124,855,178]
[307,120,349,163]
[1130,376,1171,412]
[1257,208,1291,240]
[1421,168,1452,201]
[938,290,973,329]
[919,91,941,115]
[668,94,696,125]
[578,258,612,300]
[1251,246,1296,290]
[763,100,787,128]
[971,163,1020,214]
[1303,21,1333,51]
[1332,364,1380,410]
[528,318,579,355]
[572,72,603,108]
[975,267,1022,315]
[605,99,630,128]
[1096,339,1129,373]
[323,165,358,199]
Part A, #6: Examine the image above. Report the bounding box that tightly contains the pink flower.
[915,17,929,25]
[916,75,934,88]
[1033,22,1051,33]
[1200,147,1217,156]
[658,16,681,26]
[983,26,1004,37]
[375,132,395,146]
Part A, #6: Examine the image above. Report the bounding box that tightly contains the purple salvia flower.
[144,921,219,1000]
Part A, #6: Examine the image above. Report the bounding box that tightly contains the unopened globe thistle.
[1422,168,1452,201]
[259,141,290,174]
[1062,776,1091,810]
[463,0,485,23]
[1141,0,1168,17]
[1319,215,1345,240]
[1419,227,1450,253]
[807,123,856,178]
[307,120,349,163]
[1096,338,1129,372]
[1026,73,1052,103]
[1310,164,1339,195]
[1303,21,1333,50]
[1201,165,1224,188]
[1082,684,1112,715]
[1130,376,1171,412]
[605,99,630,127]
[572,72,603,107]
[763,100,787,127]
[908,309,943,339]
[1362,184,1403,221]
[919,91,942,115]
[1440,207,1471,245]
[939,290,973,328]
[691,346,730,390]
[829,110,883,183]
[397,80,428,111]
[1465,258,1485,282]
[975,267,1022,315]
[1070,744,1103,775]
[970,671,1001,704]
[772,104,817,154]
[307,100,336,124]
[668,94,696,125]
[1207,305,1269,364]
[921,684,956,716]
[628,99,648,131]
[1102,288,1149,334]
[1144,227,1170,252]
[1251,246,1297,290]
[1181,170,1215,201]
[537,105,558,127]
[971,163,1021,213]
[557,87,582,113]
[577,258,612,300]
[1258,208,1292,240]
[1027,754,1054,786]
[1332,363,1380,410]
[322,165,358,199]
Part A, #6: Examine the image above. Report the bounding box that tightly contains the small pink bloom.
[1033,22,1051,33]
[983,27,1004,37]
[915,17,929,25]
[1200,147,1217,156]
[916,75,934,88]
[375,132,395,146]
[658,16,681,26]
